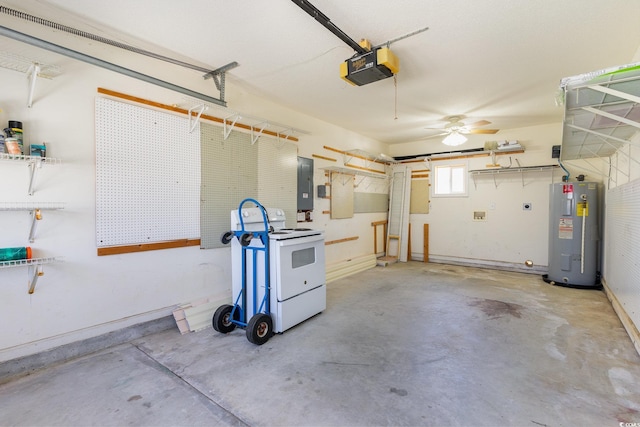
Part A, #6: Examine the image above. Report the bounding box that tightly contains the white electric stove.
[230,207,326,333]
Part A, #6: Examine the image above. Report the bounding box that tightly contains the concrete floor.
[1,262,640,426]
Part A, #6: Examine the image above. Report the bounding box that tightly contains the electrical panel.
[297,157,313,211]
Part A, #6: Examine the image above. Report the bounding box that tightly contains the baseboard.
[326,254,377,283]
[423,254,547,275]
[602,278,640,357]
[0,315,176,384]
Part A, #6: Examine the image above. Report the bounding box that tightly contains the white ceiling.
[1,0,640,150]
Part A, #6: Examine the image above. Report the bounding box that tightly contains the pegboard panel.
[200,124,297,249]
[95,97,200,247]
[605,179,640,329]
[200,123,257,249]
[256,138,298,227]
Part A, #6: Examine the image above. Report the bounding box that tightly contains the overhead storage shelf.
[469,165,559,189]
[560,63,640,161]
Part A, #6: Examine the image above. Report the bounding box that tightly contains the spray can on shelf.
[9,121,23,147]
[3,127,22,155]
[0,246,32,261]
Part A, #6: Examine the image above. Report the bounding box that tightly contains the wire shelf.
[0,153,61,164]
[0,202,65,210]
[0,256,60,269]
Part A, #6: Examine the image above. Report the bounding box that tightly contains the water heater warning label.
[558,218,573,239]
[576,202,588,217]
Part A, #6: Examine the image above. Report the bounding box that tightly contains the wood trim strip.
[324,236,359,245]
[97,88,298,142]
[97,239,201,256]
[424,223,429,263]
[312,154,337,162]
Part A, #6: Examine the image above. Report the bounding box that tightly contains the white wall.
[0,56,386,361]
[389,123,574,270]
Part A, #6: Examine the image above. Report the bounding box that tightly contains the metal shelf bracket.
[277,128,292,140]
[188,104,208,133]
[28,263,44,294]
[27,62,40,108]
[202,61,238,103]
[223,113,241,140]
[251,122,268,145]
[28,208,42,242]
[27,157,43,195]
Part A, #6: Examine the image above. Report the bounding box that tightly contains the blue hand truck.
[213,198,273,345]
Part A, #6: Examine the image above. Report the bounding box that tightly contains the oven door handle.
[274,234,324,247]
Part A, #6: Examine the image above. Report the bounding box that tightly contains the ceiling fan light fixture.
[442,131,467,146]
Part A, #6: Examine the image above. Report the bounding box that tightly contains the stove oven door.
[270,234,326,301]
[270,233,326,332]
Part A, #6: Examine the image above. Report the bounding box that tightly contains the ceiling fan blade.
[468,129,499,134]
[465,120,491,128]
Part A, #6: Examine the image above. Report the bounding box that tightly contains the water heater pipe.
[558,158,570,181]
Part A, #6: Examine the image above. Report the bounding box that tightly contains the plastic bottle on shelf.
[0,246,32,261]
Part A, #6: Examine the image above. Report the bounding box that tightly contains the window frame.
[431,160,469,198]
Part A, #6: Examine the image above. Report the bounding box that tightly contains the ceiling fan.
[425,116,499,146]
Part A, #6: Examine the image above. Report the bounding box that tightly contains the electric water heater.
[545,182,600,288]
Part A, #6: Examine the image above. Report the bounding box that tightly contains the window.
[433,163,467,197]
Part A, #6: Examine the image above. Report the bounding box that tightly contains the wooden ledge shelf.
[98,239,201,256]
[325,236,359,245]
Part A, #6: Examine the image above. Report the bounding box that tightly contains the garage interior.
[1,1,640,426]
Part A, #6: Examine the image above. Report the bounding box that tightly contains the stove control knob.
[242,211,250,217]
[277,210,283,216]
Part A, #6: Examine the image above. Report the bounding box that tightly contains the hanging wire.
[393,74,398,120]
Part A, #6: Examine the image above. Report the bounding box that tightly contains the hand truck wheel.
[212,304,239,333]
[246,313,273,345]
[240,233,253,247]
[220,231,234,245]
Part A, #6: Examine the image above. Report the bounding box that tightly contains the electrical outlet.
[523,202,532,211]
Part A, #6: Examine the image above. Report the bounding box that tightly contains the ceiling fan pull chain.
[394,74,398,120]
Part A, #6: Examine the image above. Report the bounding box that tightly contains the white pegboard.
[95,97,200,247]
